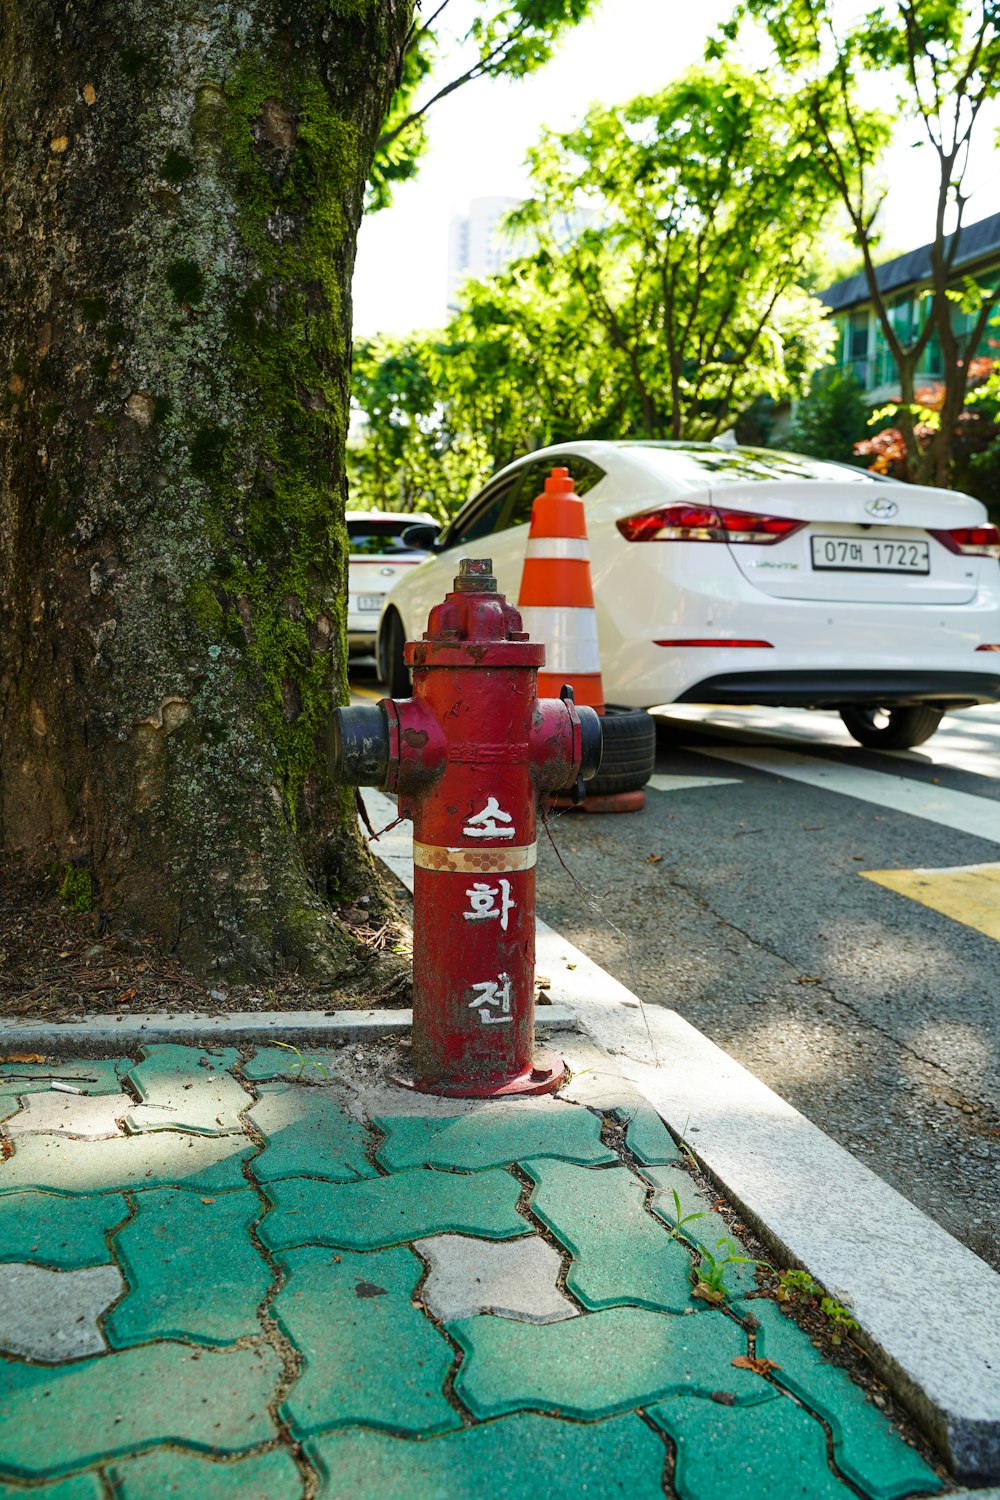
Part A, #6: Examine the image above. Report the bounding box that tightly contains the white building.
[446,196,531,309]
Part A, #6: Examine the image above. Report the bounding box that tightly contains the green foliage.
[785,370,871,463]
[777,1268,860,1343]
[692,1237,768,1305]
[369,0,599,210]
[272,1041,331,1081]
[58,864,93,913]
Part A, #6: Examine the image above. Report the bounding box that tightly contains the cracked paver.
[259,1167,526,1252]
[0,1343,281,1475]
[3,1091,131,1139]
[753,1301,942,1499]
[413,1232,578,1324]
[642,1164,758,1298]
[0,1130,257,1194]
[274,1245,456,1439]
[0,1262,124,1361]
[309,1411,668,1498]
[109,1447,305,1498]
[0,1190,128,1269]
[122,1045,247,1135]
[105,1188,271,1348]
[247,1085,375,1183]
[374,1102,616,1172]
[524,1158,696,1312]
[451,1304,770,1419]
[647,1392,862,1500]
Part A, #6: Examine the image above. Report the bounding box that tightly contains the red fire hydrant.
[330,557,602,1097]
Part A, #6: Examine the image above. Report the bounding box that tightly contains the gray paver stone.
[452,1304,773,1419]
[247,1084,375,1183]
[524,1157,697,1312]
[753,1300,942,1499]
[0,1191,128,1269]
[374,1102,616,1172]
[413,1232,578,1324]
[0,1262,123,1361]
[3,1091,131,1139]
[642,1163,758,1298]
[0,1060,130,1097]
[110,1447,304,1498]
[123,1044,247,1135]
[0,1130,257,1194]
[647,1392,861,1500]
[274,1245,456,1439]
[309,1411,668,1498]
[106,1188,271,1347]
[259,1166,526,1252]
[0,1342,281,1475]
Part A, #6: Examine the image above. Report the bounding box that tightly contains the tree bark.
[0,0,412,978]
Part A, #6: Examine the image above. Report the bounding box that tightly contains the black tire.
[378,610,411,698]
[839,704,944,750]
[587,705,656,796]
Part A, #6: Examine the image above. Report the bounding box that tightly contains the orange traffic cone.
[517,467,605,711]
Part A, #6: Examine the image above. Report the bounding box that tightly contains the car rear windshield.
[347,521,422,556]
[633,446,876,486]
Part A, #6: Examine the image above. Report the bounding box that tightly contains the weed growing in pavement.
[777,1268,859,1343]
[692,1236,771,1305]
[663,1188,707,1243]
[273,1041,330,1082]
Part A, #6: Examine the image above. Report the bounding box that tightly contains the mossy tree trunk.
[0,0,412,978]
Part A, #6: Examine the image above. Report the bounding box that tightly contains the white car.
[347,510,439,655]
[376,442,1000,748]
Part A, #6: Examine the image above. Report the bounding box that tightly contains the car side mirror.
[401,523,441,550]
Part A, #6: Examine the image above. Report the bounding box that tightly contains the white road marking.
[647,774,741,792]
[698,745,1000,845]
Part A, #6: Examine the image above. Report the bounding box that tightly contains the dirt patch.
[0,855,413,1022]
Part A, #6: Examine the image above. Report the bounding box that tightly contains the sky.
[351,0,1000,338]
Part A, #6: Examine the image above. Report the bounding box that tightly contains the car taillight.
[616,504,803,544]
[929,524,1000,558]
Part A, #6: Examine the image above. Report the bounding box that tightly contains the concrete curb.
[360,787,1000,1484]
[0,1007,575,1057]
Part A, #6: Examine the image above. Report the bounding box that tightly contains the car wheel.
[586,706,657,796]
[379,610,411,698]
[839,705,944,750]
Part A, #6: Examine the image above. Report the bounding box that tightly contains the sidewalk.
[0,1037,948,1499]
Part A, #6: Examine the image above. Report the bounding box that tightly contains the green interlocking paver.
[374,1103,616,1172]
[0,1097,21,1125]
[451,1304,772,1419]
[642,1164,758,1298]
[109,1447,304,1498]
[753,1301,942,1499]
[0,1130,257,1194]
[242,1047,336,1083]
[274,1245,456,1439]
[105,1188,271,1348]
[247,1084,375,1183]
[309,1411,668,1498]
[648,1391,857,1500]
[0,1476,105,1498]
[0,1343,280,1476]
[0,1060,130,1096]
[614,1104,680,1165]
[123,1045,248,1135]
[259,1166,526,1252]
[524,1158,696,1312]
[0,1191,129,1269]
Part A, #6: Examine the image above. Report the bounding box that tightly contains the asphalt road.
[350,660,999,1271]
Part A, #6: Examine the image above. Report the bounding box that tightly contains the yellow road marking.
[861,863,1000,942]
[349,682,383,703]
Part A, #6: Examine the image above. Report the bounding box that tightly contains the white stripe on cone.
[518,605,601,673]
[524,537,592,561]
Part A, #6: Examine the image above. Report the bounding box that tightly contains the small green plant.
[663,1188,706,1243]
[692,1237,770,1306]
[777,1268,859,1343]
[59,863,92,913]
[273,1041,330,1082]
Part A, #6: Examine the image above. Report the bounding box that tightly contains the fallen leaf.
[691,1280,726,1305]
[645,854,663,864]
[733,1354,782,1375]
[113,988,137,1005]
[200,1197,215,1205]
[1,1053,47,1064]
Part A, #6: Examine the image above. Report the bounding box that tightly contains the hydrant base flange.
[392,1046,566,1099]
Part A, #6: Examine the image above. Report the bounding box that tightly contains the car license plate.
[357,594,383,611]
[810,536,930,574]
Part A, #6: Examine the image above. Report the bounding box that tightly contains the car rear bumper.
[674,669,1000,709]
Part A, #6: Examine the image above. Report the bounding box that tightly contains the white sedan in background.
[376,442,1000,749]
[346,510,439,656]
